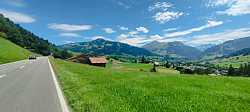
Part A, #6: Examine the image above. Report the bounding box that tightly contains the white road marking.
[0,69,6,72]
[19,66,25,69]
[0,74,7,79]
[48,59,70,112]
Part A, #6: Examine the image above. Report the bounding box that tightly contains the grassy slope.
[212,55,250,68]
[51,58,250,112]
[0,37,32,64]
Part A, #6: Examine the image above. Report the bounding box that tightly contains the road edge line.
[48,59,70,112]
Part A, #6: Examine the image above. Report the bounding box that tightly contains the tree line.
[228,63,250,76]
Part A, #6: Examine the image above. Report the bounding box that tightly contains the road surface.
[0,57,66,112]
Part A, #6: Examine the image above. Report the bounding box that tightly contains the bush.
[53,49,73,59]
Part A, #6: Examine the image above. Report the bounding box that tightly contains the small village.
[66,54,250,77]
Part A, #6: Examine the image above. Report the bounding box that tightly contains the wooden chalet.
[68,54,107,67]
[88,57,107,67]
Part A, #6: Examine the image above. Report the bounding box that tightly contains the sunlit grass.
[0,37,31,64]
[51,58,250,112]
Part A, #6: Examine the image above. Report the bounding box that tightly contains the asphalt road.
[0,57,63,112]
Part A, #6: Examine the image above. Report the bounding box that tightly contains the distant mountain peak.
[93,38,106,42]
[143,41,202,59]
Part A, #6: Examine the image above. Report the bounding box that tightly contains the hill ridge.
[142,41,202,59]
[59,39,155,56]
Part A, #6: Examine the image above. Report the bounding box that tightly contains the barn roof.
[89,57,107,64]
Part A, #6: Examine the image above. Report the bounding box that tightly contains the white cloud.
[149,2,184,24]
[149,2,172,11]
[117,34,129,41]
[92,36,105,40]
[120,26,129,30]
[117,1,131,9]
[0,9,35,23]
[150,34,164,40]
[91,36,112,41]
[209,0,250,16]
[117,33,164,46]
[59,33,82,37]
[119,37,148,46]
[164,20,223,38]
[219,0,250,16]
[116,20,223,46]
[125,27,149,36]
[136,27,149,33]
[103,28,116,34]
[128,31,138,35]
[163,28,179,32]
[153,11,184,24]
[118,34,153,46]
[5,0,26,7]
[117,33,194,46]
[158,37,185,43]
[207,0,234,6]
[187,28,250,46]
[48,23,92,32]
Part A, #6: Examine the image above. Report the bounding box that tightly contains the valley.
[0,2,250,111]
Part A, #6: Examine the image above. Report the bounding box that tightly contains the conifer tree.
[228,65,235,76]
[239,64,244,75]
[247,63,250,76]
[244,63,248,75]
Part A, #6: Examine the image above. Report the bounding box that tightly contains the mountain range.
[59,38,155,56]
[204,37,250,57]
[142,41,202,59]
[60,36,250,60]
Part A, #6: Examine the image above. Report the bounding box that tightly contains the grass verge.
[0,37,31,64]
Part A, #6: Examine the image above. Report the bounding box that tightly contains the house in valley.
[67,54,108,67]
[89,57,107,67]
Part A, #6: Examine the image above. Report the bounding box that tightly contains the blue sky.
[0,0,250,46]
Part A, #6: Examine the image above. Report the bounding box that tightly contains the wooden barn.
[88,57,107,67]
[67,54,107,67]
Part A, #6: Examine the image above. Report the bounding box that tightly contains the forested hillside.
[0,14,71,59]
[228,48,250,57]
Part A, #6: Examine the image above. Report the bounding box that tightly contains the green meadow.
[51,58,250,112]
[0,37,31,64]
